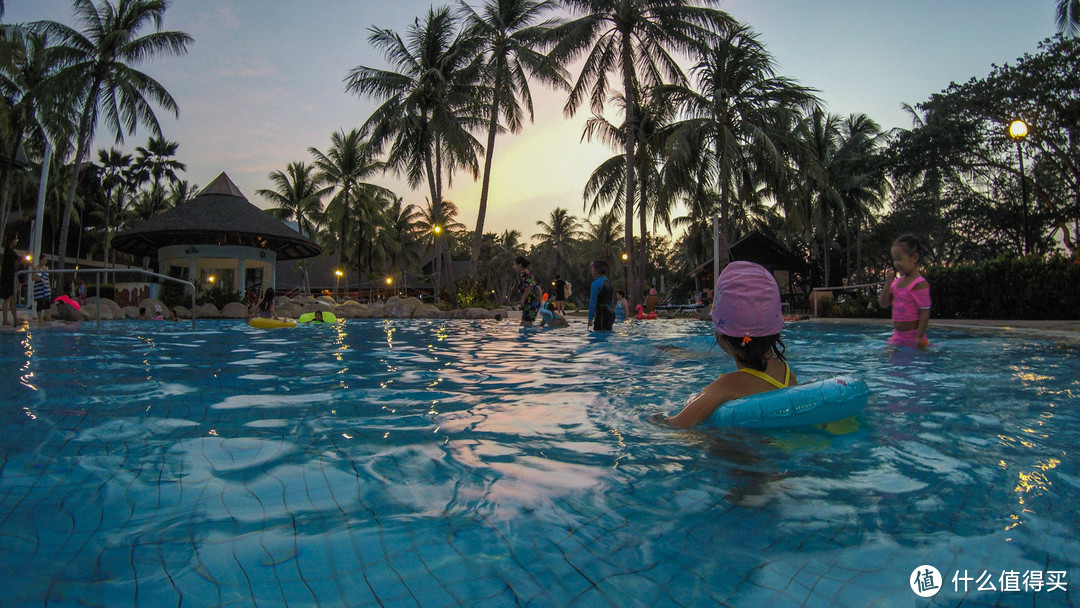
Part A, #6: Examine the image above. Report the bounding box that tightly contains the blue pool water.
[1,319,1077,607]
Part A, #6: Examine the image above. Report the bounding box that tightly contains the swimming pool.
[2,319,1077,607]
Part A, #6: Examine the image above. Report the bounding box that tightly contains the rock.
[315,296,336,306]
[277,303,303,318]
[366,301,385,317]
[84,297,124,320]
[413,303,441,318]
[120,305,140,319]
[221,301,249,319]
[193,303,221,319]
[384,296,422,318]
[174,305,192,319]
[53,301,87,321]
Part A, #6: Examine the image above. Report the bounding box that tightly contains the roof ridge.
[198,172,246,198]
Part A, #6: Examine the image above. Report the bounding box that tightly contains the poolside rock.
[221,302,249,319]
[174,305,191,319]
[53,300,87,321]
[277,302,303,318]
[84,297,124,320]
[121,305,140,319]
[385,296,422,318]
[413,303,441,318]
[463,307,498,320]
[315,296,336,306]
[366,300,385,317]
[193,303,221,319]
[339,303,371,319]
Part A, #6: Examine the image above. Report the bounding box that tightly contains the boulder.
[413,303,441,318]
[277,303,303,319]
[385,296,422,318]
[53,301,87,321]
[120,305,140,319]
[173,305,192,319]
[338,303,370,319]
[193,303,221,319]
[366,301,385,318]
[315,295,336,306]
[221,301,249,319]
[83,297,124,320]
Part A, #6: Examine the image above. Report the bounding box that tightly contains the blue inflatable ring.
[704,375,869,429]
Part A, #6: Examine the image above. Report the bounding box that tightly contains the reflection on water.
[1,319,1078,606]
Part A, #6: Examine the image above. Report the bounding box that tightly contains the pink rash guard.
[889,276,930,323]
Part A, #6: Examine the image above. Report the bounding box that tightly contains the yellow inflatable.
[248,317,297,329]
[298,311,337,324]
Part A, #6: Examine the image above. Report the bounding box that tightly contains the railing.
[810,281,885,316]
[15,268,197,330]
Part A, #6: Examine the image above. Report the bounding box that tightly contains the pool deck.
[808,316,1080,343]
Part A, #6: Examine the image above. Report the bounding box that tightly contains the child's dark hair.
[893,234,922,258]
[260,287,275,311]
[616,289,625,298]
[720,334,787,372]
[514,256,530,268]
[591,260,608,275]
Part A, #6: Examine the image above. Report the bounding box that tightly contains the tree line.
[1,0,1077,310]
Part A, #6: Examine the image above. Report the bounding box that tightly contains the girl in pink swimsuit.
[879,235,931,349]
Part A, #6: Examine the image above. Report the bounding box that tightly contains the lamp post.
[432,225,442,303]
[1008,119,1030,254]
[621,252,629,291]
[334,269,343,300]
[385,276,393,298]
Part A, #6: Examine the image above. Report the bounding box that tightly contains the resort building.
[112,172,320,296]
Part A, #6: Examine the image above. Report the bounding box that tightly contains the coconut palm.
[375,194,423,279]
[456,0,564,274]
[546,0,733,306]
[346,6,486,298]
[129,135,184,220]
[580,210,623,265]
[34,0,192,270]
[0,28,69,241]
[308,128,391,293]
[1057,0,1080,36]
[532,207,582,276]
[663,22,816,271]
[95,146,131,271]
[256,161,330,295]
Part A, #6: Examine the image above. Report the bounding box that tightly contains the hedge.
[925,254,1080,320]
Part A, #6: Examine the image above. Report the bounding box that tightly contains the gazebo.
[113,172,320,295]
[689,231,808,299]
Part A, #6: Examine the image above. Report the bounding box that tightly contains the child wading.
[657,261,796,429]
[879,234,931,349]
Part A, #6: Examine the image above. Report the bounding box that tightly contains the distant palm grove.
[2,0,1078,310]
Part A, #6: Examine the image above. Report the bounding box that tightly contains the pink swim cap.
[711,261,782,338]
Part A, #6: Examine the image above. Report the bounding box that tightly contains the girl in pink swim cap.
[658,261,797,428]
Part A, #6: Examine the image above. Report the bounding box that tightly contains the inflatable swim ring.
[298,311,338,324]
[249,317,297,329]
[703,375,869,429]
[634,304,657,320]
[54,295,81,311]
[537,293,553,323]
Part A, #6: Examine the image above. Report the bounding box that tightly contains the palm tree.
[1057,0,1080,36]
[547,0,733,307]
[346,7,486,298]
[0,28,68,241]
[308,129,390,293]
[532,207,582,276]
[35,0,192,270]
[256,161,329,295]
[375,194,423,281]
[580,210,623,265]
[663,22,816,273]
[95,146,131,272]
[130,135,184,220]
[456,0,564,274]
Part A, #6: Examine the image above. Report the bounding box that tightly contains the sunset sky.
[6,1,1058,241]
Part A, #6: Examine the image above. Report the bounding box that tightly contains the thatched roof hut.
[113,172,320,294]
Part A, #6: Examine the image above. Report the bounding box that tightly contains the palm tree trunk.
[0,133,26,240]
[58,91,98,270]
[621,35,639,310]
[471,97,501,276]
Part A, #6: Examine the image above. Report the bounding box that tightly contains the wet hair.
[616,290,625,298]
[555,273,561,280]
[260,288,275,311]
[591,260,608,275]
[720,333,787,372]
[893,234,923,258]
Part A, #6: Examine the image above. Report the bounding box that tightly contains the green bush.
[926,254,1079,320]
[197,284,243,310]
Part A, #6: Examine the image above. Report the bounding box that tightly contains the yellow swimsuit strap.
[739,362,791,389]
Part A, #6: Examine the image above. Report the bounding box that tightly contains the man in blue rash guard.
[587,259,615,331]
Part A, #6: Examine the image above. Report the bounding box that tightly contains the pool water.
[1,319,1077,607]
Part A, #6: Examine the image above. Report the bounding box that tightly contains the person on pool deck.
[587,260,615,331]
[879,234,931,350]
[553,274,569,315]
[257,287,279,320]
[656,261,797,429]
[2,233,27,326]
[644,287,659,313]
[513,256,541,327]
[32,262,52,322]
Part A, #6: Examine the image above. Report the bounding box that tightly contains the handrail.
[15,268,197,330]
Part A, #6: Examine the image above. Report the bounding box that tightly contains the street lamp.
[1008,119,1030,254]
[385,276,393,298]
[621,252,629,291]
[334,269,343,300]
[432,225,442,303]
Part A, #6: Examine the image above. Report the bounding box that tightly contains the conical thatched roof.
[112,172,321,260]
